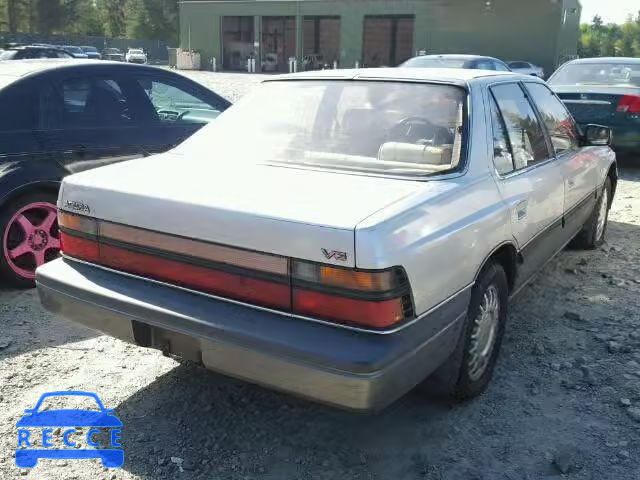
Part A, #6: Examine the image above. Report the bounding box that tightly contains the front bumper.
[37,258,467,411]
[127,58,147,64]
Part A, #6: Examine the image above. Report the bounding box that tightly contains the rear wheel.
[0,192,60,288]
[421,261,508,400]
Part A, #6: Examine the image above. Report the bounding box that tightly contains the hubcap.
[468,285,500,381]
[2,202,59,280]
[595,185,609,242]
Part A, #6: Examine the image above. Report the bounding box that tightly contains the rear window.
[550,62,640,87]
[509,61,530,69]
[177,80,466,177]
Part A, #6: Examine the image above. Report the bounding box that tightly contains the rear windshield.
[402,57,468,69]
[509,61,530,69]
[550,62,640,87]
[129,49,144,54]
[65,46,82,53]
[177,80,466,177]
[82,46,98,52]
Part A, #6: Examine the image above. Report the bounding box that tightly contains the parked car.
[80,45,102,60]
[62,45,89,59]
[102,47,125,62]
[37,68,617,411]
[400,54,511,71]
[125,48,147,64]
[549,57,640,154]
[0,60,231,286]
[507,61,545,78]
[0,45,73,60]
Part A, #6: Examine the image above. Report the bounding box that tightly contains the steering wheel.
[387,116,437,144]
[157,109,185,121]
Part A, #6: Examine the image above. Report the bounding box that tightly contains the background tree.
[579,13,640,58]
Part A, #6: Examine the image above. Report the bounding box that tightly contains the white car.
[37,69,616,411]
[507,61,545,78]
[125,48,147,64]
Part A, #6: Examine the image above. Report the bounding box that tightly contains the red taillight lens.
[58,230,100,262]
[617,95,640,114]
[100,243,291,310]
[292,260,412,329]
[58,212,99,262]
[293,289,406,328]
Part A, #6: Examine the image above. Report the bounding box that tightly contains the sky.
[579,0,638,24]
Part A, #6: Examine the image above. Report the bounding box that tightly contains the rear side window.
[490,83,551,170]
[0,82,38,131]
[43,77,134,129]
[524,83,579,155]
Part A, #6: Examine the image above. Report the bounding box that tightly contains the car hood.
[16,410,122,427]
[59,153,422,267]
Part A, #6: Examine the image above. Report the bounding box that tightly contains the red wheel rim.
[2,202,60,280]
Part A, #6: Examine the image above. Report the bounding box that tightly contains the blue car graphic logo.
[15,391,123,469]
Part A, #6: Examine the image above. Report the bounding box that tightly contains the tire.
[571,177,612,250]
[0,192,60,288]
[421,261,509,401]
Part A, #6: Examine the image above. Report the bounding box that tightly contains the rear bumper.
[36,258,467,411]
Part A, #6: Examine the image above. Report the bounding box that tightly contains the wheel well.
[485,244,518,293]
[607,163,617,205]
[0,182,60,210]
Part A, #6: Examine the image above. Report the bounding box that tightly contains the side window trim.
[488,81,556,178]
[516,81,556,163]
[488,88,516,175]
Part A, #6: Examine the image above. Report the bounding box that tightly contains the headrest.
[378,142,453,166]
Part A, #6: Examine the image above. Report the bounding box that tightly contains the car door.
[488,82,565,287]
[38,72,148,175]
[131,73,230,153]
[523,82,599,237]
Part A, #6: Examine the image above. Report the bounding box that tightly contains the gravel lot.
[1,72,640,480]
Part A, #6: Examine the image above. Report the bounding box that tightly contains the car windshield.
[177,80,466,177]
[81,46,98,52]
[129,49,144,54]
[550,62,640,87]
[65,46,83,53]
[509,61,530,69]
[401,57,468,68]
[105,48,120,54]
[0,50,17,60]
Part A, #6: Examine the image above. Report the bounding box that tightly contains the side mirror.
[583,124,612,146]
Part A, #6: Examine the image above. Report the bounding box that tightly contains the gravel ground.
[1,72,640,479]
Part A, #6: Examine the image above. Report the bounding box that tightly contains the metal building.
[179,0,581,74]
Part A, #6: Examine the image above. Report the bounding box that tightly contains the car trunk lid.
[59,153,421,267]
[554,85,640,125]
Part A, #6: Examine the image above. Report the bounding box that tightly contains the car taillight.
[58,211,415,330]
[58,211,99,262]
[617,95,640,114]
[292,260,412,329]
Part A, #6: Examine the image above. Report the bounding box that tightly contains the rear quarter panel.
[355,80,512,316]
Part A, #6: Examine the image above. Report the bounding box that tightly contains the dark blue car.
[15,391,123,468]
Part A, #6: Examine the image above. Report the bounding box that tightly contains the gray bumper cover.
[36,258,467,411]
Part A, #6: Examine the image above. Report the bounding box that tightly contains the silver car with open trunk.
[36,68,617,411]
